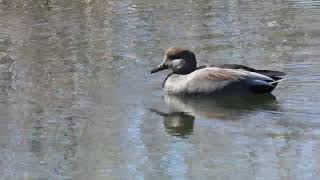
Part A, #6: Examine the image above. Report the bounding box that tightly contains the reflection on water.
[150,109,195,138]
[163,94,279,120]
[1,0,320,179]
[151,94,278,137]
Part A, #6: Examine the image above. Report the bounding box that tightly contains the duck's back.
[164,67,276,95]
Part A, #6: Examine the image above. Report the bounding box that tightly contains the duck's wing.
[185,67,278,95]
[209,64,286,78]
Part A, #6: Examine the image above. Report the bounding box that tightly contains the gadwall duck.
[150,47,285,96]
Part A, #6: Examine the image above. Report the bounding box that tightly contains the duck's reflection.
[150,109,194,138]
[151,94,279,137]
[163,94,279,120]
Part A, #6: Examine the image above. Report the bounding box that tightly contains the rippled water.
[1,0,320,179]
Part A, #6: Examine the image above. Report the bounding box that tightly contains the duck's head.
[150,47,197,75]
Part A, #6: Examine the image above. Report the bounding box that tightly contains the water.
[0,0,320,179]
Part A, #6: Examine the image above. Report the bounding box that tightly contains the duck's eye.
[170,59,185,68]
[176,65,184,70]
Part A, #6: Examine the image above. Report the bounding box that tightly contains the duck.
[150,47,285,96]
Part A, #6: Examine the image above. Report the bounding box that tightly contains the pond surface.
[1,0,320,179]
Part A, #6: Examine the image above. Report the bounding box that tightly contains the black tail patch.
[250,84,275,94]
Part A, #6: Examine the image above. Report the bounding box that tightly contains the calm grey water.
[0,0,320,179]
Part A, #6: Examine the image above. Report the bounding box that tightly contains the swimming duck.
[150,47,285,96]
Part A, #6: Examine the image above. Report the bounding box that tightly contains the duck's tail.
[249,78,285,94]
[269,78,285,85]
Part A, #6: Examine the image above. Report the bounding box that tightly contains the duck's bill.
[150,63,168,74]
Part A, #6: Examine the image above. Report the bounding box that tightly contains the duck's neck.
[163,72,174,87]
[178,64,197,75]
[179,69,196,75]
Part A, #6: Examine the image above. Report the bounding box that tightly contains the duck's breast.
[163,74,189,94]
